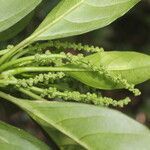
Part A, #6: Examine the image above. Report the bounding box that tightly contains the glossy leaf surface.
[0,0,41,32]
[32,0,140,41]
[67,51,150,89]
[9,99,150,150]
[0,121,49,150]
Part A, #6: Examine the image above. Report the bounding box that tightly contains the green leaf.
[0,121,49,150]
[31,0,140,41]
[7,99,150,150]
[66,51,150,89]
[0,12,34,41]
[35,117,84,150]
[0,0,42,32]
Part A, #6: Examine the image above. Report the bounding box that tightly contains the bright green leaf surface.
[0,0,42,32]
[67,51,150,89]
[32,0,140,41]
[36,118,84,150]
[5,97,150,150]
[0,121,49,150]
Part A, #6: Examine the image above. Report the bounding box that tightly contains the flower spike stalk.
[0,40,141,108]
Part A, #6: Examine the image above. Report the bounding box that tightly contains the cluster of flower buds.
[17,72,65,88]
[63,53,141,96]
[48,40,104,53]
[30,40,104,54]
[40,87,131,107]
[34,53,64,66]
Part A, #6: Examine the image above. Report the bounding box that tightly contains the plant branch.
[0,90,22,104]
[18,88,46,100]
[0,49,10,56]
[0,54,66,72]
[0,36,33,65]
[1,67,89,76]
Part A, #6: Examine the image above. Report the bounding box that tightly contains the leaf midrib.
[30,0,85,41]
[23,104,150,150]
[20,103,89,149]
[108,65,150,71]
[64,0,134,23]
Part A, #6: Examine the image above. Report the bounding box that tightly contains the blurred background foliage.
[0,0,150,146]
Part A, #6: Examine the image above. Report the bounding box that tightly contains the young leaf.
[66,51,150,89]
[2,96,150,150]
[0,121,49,150]
[31,0,140,41]
[0,0,42,32]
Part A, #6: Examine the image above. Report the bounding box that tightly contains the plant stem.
[0,91,21,104]
[31,86,66,97]
[18,88,46,100]
[11,42,54,60]
[30,86,44,93]
[0,36,33,65]
[0,90,44,107]
[2,67,89,76]
[30,87,67,98]
[0,80,17,85]
[0,49,10,56]
[0,54,66,72]
[11,48,30,60]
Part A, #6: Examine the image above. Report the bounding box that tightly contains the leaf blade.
[0,0,42,32]
[32,0,140,41]
[0,12,34,41]
[0,121,49,150]
[9,99,150,150]
[66,51,150,89]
